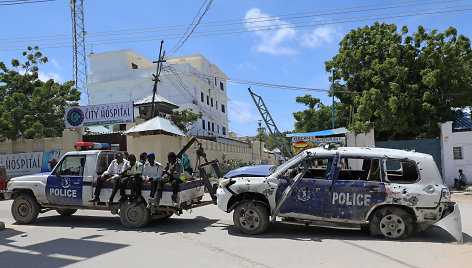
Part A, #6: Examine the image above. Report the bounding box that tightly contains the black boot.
[89,196,100,202]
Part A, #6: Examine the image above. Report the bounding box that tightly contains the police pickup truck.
[4,150,207,228]
[217,147,463,242]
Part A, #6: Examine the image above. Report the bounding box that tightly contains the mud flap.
[434,203,463,243]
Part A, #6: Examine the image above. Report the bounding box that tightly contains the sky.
[1,0,472,137]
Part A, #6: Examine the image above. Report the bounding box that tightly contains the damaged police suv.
[217,147,462,242]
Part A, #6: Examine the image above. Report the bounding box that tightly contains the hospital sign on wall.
[65,102,134,128]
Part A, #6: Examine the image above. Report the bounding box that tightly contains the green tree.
[324,22,472,140]
[0,47,80,141]
[169,108,202,134]
[293,94,350,133]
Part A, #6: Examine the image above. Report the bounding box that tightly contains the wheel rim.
[379,214,405,238]
[17,201,31,218]
[239,208,260,231]
[126,207,140,223]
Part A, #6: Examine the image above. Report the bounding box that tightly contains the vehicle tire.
[233,200,270,235]
[56,209,78,216]
[369,207,414,240]
[11,194,40,224]
[119,202,150,228]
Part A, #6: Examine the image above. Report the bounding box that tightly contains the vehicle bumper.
[3,191,12,199]
[216,187,232,212]
[434,202,463,243]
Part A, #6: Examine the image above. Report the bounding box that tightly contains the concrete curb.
[0,221,5,231]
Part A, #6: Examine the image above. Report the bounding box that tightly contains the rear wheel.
[369,207,414,240]
[119,202,150,228]
[233,200,270,235]
[11,194,40,224]
[56,209,77,216]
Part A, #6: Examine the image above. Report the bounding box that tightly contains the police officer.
[143,153,163,206]
[108,154,143,204]
[89,153,127,203]
[160,152,185,206]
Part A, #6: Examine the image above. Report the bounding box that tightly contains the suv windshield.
[274,151,306,173]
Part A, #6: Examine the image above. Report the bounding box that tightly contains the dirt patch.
[451,193,472,203]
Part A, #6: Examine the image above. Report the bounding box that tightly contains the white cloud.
[300,25,339,48]
[229,100,258,123]
[50,58,62,70]
[244,8,297,55]
[38,71,63,82]
[244,8,340,55]
[235,62,258,72]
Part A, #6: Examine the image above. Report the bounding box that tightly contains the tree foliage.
[169,108,202,134]
[323,22,472,140]
[0,47,80,141]
[293,95,350,133]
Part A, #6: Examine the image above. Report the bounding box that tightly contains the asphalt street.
[1,194,471,268]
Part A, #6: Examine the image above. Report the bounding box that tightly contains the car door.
[331,156,386,221]
[277,156,336,219]
[46,155,85,206]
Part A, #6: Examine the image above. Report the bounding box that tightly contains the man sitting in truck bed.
[89,153,127,203]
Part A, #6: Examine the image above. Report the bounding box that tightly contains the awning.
[286,127,350,137]
[124,116,185,136]
[134,93,178,107]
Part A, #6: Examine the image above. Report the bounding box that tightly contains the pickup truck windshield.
[274,151,306,173]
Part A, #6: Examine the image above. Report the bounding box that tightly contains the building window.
[214,77,217,85]
[211,98,213,107]
[453,147,463,160]
[216,101,218,110]
[220,81,224,91]
[202,119,205,129]
[207,95,209,105]
[217,125,220,133]
[201,92,204,102]
[221,104,225,113]
[212,123,215,132]
[208,122,211,131]
[222,127,226,135]
[131,63,138,69]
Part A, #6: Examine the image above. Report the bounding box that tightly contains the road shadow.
[23,214,218,235]
[0,229,127,268]
[223,221,470,244]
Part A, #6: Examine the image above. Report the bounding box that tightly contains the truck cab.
[5,150,206,228]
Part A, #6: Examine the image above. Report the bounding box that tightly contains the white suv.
[217,147,462,242]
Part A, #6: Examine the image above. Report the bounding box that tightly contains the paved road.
[1,194,471,268]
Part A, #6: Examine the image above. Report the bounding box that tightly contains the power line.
[0,0,463,42]
[169,0,213,55]
[0,0,56,6]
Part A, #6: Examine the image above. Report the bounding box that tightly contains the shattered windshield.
[274,151,306,173]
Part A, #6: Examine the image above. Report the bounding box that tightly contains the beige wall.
[126,134,277,166]
[0,137,63,155]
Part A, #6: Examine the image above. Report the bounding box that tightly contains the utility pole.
[150,40,165,118]
[332,68,335,129]
[258,120,262,164]
[70,0,88,104]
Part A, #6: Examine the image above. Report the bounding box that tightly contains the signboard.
[292,136,346,154]
[0,150,62,176]
[65,101,133,128]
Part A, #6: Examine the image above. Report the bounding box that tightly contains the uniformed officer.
[143,153,163,206]
[89,153,127,203]
[108,154,143,204]
[160,152,186,206]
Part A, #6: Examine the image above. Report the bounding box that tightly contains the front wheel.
[233,201,270,235]
[119,202,150,228]
[369,207,414,240]
[56,209,78,216]
[11,194,40,224]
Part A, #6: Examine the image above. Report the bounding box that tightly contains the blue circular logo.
[67,108,84,127]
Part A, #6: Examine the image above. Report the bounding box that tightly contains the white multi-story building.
[86,49,229,137]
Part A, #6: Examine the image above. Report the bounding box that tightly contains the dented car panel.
[217,147,462,241]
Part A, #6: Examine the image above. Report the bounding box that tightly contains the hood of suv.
[224,165,275,178]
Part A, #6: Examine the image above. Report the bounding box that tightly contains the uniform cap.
[147,152,155,158]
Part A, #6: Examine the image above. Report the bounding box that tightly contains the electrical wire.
[0,0,56,6]
[1,5,470,51]
[0,0,463,42]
